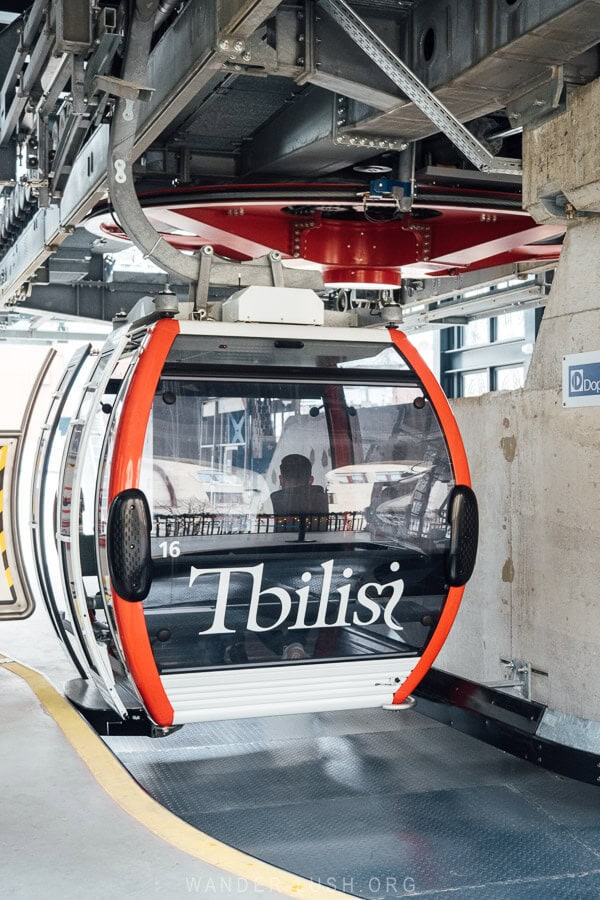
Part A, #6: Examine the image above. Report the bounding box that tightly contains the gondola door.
[54,329,134,716]
[31,344,94,674]
[1,349,56,622]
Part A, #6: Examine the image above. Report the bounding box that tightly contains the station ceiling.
[1,0,599,330]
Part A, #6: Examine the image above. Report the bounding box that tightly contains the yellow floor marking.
[0,654,341,899]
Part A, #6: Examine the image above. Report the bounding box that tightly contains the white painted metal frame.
[164,657,419,723]
[55,328,133,715]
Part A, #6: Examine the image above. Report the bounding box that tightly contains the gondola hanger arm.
[107,0,200,285]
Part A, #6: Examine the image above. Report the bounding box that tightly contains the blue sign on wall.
[563,351,600,407]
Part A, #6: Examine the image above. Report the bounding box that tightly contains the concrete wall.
[523,76,600,222]
[437,219,600,721]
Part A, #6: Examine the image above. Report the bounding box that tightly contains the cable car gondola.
[31,288,477,730]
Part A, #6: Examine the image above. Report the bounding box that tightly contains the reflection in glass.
[496,310,525,342]
[462,370,490,397]
[140,372,455,674]
[496,364,525,391]
[462,319,489,348]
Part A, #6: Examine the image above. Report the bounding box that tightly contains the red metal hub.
[87,183,564,283]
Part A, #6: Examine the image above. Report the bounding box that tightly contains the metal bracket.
[297,0,316,75]
[93,74,154,103]
[334,132,405,151]
[268,250,284,287]
[185,249,324,297]
[70,56,87,116]
[221,61,267,76]
[507,66,565,131]
[320,0,522,175]
[216,34,249,57]
[333,94,404,150]
[335,93,348,129]
[191,245,214,316]
[486,657,533,700]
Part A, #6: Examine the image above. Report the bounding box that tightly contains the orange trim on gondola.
[109,317,180,727]
[388,328,471,705]
[391,585,465,704]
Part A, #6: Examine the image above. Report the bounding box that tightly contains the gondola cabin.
[32,288,477,730]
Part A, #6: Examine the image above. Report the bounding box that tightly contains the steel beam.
[23,279,182,321]
[136,0,283,155]
[341,0,600,141]
[241,85,379,175]
[1,0,294,302]
[320,0,521,174]
[0,26,54,146]
[300,3,404,109]
[247,0,600,177]
[19,256,323,321]
[0,0,47,108]
[300,0,600,152]
[403,283,547,332]
[0,19,20,93]
[400,261,554,310]
[0,207,61,305]
[221,0,283,39]
[0,126,109,306]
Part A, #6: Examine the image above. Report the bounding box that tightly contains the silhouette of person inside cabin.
[264,454,329,659]
[270,453,329,527]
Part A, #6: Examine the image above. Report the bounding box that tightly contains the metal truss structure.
[1,0,599,326]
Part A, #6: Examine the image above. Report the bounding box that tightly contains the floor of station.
[106,708,600,899]
[1,608,295,900]
[3,606,600,899]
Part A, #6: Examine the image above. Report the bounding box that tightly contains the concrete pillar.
[437,79,600,722]
[523,77,600,223]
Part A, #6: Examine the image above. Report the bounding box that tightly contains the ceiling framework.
[0,0,599,322]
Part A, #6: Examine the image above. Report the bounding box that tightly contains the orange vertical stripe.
[388,328,471,704]
[109,318,180,727]
[391,585,465,704]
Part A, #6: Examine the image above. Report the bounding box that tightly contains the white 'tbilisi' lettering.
[191,559,405,635]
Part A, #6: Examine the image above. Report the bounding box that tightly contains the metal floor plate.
[105,706,600,898]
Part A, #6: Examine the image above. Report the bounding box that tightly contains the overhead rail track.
[1,0,600,312]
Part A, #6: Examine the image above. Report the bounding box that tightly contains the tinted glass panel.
[164,334,409,372]
[140,346,454,673]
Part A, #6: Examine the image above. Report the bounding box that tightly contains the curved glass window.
[139,337,454,673]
